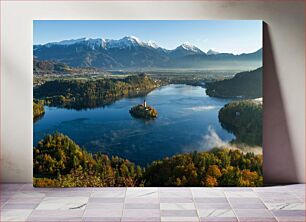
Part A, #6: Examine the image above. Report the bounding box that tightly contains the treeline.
[34,133,143,187]
[206,67,262,99]
[219,100,262,146]
[33,100,45,121]
[33,74,160,110]
[34,133,263,187]
[33,59,101,75]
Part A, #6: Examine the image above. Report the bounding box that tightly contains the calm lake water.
[34,84,235,166]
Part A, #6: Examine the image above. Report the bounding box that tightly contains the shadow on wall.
[263,22,298,185]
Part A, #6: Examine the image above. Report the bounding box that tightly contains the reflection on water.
[34,84,235,166]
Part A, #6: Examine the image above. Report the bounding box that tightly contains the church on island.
[129,99,158,119]
[143,99,147,108]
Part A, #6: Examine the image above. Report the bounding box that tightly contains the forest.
[34,133,263,187]
[219,100,262,146]
[33,100,45,121]
[206,67,262,99]
[34,74,161,109]
[33,59,102,75]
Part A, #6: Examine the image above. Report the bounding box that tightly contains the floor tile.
[83,208,123,217]
[292,192,305,201]
[200,217,238,222]
[1,196,10,206]
[194,197,227,203]
[126,188,158,198]
[19,184,37,191]
[159,187,191,192]
[198,209,235,217]
[223,187,253,191]
[276,217,306,222]
[191,188,225,198]
[231,203,266,209]
[261,197,302,204]
[29,209,84,218]
[88,187,126,191]
[228,198,266,209]
[160,203,196,210]
[196,202,231,209]
[0,183,305,221]
[0,209,32,221]
[7,197,44,204]
[44,191,91,197]
[266,202,305,210]
[122,209,160,217]
[162,216,199,222]
[284,184,305,190]
[10,191,45,198]
[89,197,124,203]
[125,197,159,203]
[91,189,126,198]
[86,202,123,209]
[228,197,262,204]
[159,189,192,198]
[1,203,39,209]
[27,217,83,221]
[253,187,289,193]
[237,217,277,222]
[272,209,305,217]
[161,210,198,217]
[160,197,194,203]
[83,217,121,222]
[1,184,24,191]
[125,203,160,209]
[257,192,301,204]
[225,191,258,198]
[234,209,274,218]
[122,217,161,221]
[36,196,88,210]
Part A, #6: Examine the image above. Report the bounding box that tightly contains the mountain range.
[34,36,262,70]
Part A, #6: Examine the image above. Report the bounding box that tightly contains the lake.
[34,84,235,166]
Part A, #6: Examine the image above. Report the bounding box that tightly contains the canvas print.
[33,20,263,187]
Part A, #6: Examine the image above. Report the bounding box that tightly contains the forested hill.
[34,74,160,109]
[206,67,262,99]
[34,133,263,187]
[219,100,262,146]
[33,59,101,75]
[33,100,45,121]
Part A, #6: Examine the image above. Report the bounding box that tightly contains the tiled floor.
[0,184,305,222]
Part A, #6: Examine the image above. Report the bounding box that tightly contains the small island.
[129,100,158,119]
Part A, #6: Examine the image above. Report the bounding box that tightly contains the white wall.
[1,0,305,184]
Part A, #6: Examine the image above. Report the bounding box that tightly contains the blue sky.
[33,20,262,54]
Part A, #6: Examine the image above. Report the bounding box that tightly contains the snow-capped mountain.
[104,36,143,49]
[45,38,88,47]
[207,49,220,55]
[45,38,104,50]
[170,43,204,58]
[42,36,161,50]
[146,41,159,49]
[180,43,203,53]
[34,36,262,69]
